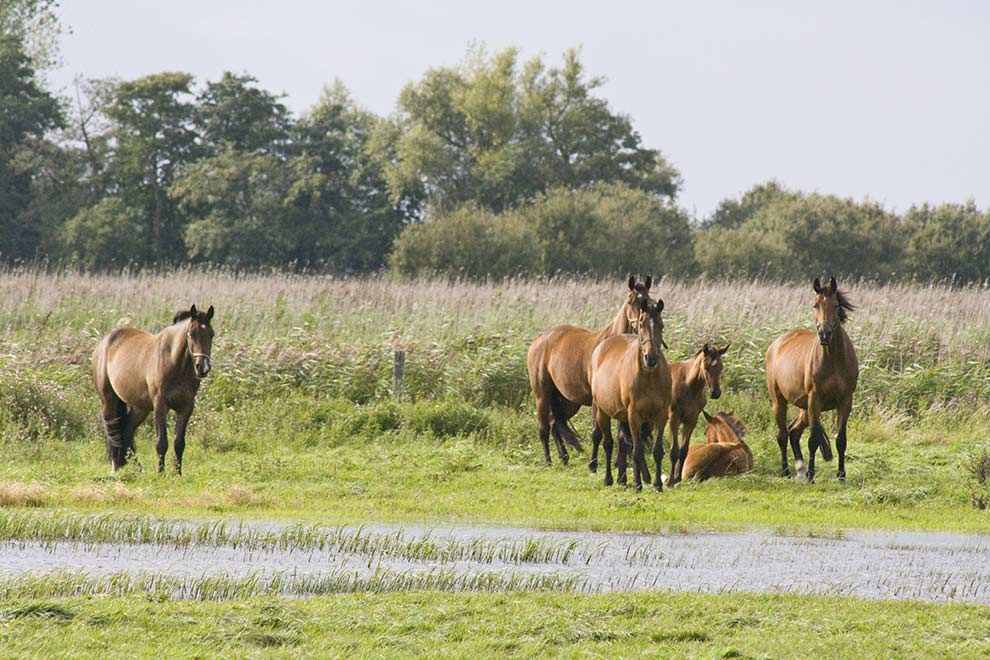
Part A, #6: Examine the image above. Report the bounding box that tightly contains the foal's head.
[635,296,666,369]
[697,343,730,399]
[174,304,215,378]
[702,410,746,444]
[812,277,853,346]
[624,275,653,328]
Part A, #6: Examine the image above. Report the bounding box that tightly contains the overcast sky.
[49,1,989,217]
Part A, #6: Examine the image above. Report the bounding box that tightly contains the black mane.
[835,289,855,324]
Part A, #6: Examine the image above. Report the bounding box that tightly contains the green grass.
[0,591,988,658]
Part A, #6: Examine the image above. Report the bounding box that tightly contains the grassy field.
[1,590,988,657]
[1,268,989,531]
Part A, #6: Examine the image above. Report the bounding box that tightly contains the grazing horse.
[667,343,729,485]
[92,305,215,474]
[590,297,671,492]
[766,277,858,482]
[680,410,752,482]
[527,276,654,466]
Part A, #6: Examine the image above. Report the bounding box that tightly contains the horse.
[666,343,729,486]
[92,305,215,474]
[765,277,858,482]
[680,410,752,482]
[527,276,654,466]
[590,296,671,492]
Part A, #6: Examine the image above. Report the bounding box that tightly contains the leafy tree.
[294,81,417,270]
[0,0,63,70]
[903,202,990,282]
[104,72,200,260]
[380,45,679,216]
[696,187,905,280]
[170,149,323,266]
[701,180,795,230]
[196,72,291,155]
[60,197,148,268]
[390,182,695,280]
[0,34,61,257]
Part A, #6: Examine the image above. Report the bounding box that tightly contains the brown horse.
[766,277,858,482]
[680,410,752,482]
[590,296,671,492]
[667,343,729,485]
[527,276,654,466]
[92,305,215,474]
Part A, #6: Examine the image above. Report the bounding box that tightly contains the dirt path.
[3,521,988,603]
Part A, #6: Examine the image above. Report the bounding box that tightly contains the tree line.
[2,4,988,282]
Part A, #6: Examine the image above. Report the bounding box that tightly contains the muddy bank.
[1,521,988,603]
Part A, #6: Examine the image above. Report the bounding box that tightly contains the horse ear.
[702,410,713,422]
[718,343,730,355]
[628,275,636,291]
[656,298,664,312]
[644,275,652,291]
[639,296,650,311]
[812,278,822,294]
[829,276,837,293]
[190,304,198,317]
[702,342,712,355]
[206,305,214,322]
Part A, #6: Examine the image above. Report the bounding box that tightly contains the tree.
[196,72,291,155]
[903,202,990,282]
[701,180,795,230]
[104,72,200,261]
[0,0,63,70]
[0,34,62,257]
[60,197,148,268]
[380,45,679,216]
[294,81,417,270]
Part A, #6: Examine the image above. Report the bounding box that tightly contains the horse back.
[534,324,604,405]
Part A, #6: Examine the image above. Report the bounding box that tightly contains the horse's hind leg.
[835,397,852,482]
[101,399,127,472]
[174,406,193,476]
[651,414,667,492]
[535,391,552,466]
[153,398,170,474]
[771,391,792,477]
[615,422,630,486]
[638,422,653,486]
[595,408,614,487]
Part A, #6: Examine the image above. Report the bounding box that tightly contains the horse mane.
[716,412,746,440]
[835,289,855,324]
[172,309,212,325]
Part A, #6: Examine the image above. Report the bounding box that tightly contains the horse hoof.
[837,472,846,482]
[781,469,790,478]
[654,484,663,493]
[604,476,613,487]
[588,461,598,473]
[634,483,643,492]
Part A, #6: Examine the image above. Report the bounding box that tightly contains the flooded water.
[2,521,989,603]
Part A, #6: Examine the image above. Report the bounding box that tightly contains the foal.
[667,343,729,485]
[92,305,215,474]
[591,297,671,492]
[680,410,752,482]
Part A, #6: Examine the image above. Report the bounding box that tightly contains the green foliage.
[196,72,291,155]
[696,183,904,280]
[0,0,63,70]
[903,201,990,282]
[59,197,148,268]
[381,45,679,215]
[391,182,695,279]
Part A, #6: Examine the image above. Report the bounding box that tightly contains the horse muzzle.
[818,331,832,346]
[194,356,212,378]
[644,354,660,369]
[711,389,722,399]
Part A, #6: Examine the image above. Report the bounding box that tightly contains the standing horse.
[92,305,215,474]
[527,276,654,466]
[590,297,671,492]
[680,410,752,482]
[667,343,729,485]
[766,277,858,482]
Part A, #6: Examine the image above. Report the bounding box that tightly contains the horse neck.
[684,354,707,392]
[819,323,853,365]
[596,303,632,342]
[160,322,194,373]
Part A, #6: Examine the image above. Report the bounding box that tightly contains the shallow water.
[2,522,988,603]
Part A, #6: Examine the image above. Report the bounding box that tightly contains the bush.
[390,182,696,279]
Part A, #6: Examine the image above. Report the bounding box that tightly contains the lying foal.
[680,410,752,482]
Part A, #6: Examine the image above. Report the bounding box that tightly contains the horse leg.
[836,397,852,482]
[628,412,645,492]
[638,423,652,486]
[675,418,697,485]
[667,414,681,487]
[595,408,614,487]
[616,422,630,486]
[101,397,127,473]
[535,392,552,466]
[121,409,148,468]
[788,411,809,480]
[153,398,169,474]
[174,405,193,476]
[806,396,825,484]
[652,412,668,492]
[772,392,791,477]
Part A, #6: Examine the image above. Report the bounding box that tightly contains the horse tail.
[818,427,834,462]
[549,390,584,452]
[104,404,128,468]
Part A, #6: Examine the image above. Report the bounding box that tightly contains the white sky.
[49,0,990,218]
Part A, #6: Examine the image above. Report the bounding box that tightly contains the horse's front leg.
[594,408,614,487]
[637,423,652,486]
[627,411,645,492]
[667,413,681,487]
[173,405,194,476]
[835,397,853,482]
[153,398,169,474]
[652,412,668,492]
[806,395,831,484]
